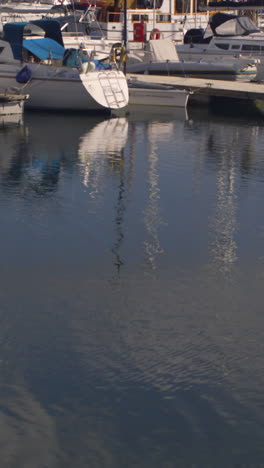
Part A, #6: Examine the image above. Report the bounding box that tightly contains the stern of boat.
[80,69,129,110]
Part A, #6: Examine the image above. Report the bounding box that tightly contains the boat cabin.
[183,12,264,55]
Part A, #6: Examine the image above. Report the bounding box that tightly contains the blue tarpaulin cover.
[3,19,64,60]
[22,38,66,60]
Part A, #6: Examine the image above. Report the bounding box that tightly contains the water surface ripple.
[0,106,264,467]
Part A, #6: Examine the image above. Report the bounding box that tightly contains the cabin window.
[231,45,240,50]
[175,0,191,14]
[132,14,149,22]
[0,47,4,54]
[242,44,260,51]
[215,43,229,50]
[156,14,171,22]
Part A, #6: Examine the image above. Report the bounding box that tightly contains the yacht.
[126,36,258,81]
[0,0,211,42]
[176,12,264,80]
[0,19,129,112]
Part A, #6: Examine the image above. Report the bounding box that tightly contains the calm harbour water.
[1,103,264,467]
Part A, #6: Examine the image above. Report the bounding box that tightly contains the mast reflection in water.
[1,106,264,467]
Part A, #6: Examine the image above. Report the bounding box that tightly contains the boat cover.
[146,39,179,61]
[3,22,26,60]
[22,38,66,60]
[3,19,64,60]
[203,12,260,38]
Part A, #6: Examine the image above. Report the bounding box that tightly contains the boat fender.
[86,61,96,72]
[150,28,161,40]
[119,46,127,64]
[80,60,96,73]
[16,65,32,84]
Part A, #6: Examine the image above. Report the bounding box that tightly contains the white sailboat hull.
[0,63,128,111]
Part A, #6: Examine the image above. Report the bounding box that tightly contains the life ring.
[150,28,161,40]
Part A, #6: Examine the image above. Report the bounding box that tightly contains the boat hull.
[129,86,189,107]
[175,44,264,81]
[0,63,129,111]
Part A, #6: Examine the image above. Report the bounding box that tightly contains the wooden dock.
[127,74,264,104]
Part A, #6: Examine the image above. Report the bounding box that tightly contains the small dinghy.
[0,93,29,115]
[128,77,191,108]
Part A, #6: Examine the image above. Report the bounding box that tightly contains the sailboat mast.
[123,0,127,74]
[123,0,127,47]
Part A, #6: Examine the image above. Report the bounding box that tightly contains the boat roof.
[3,19,64,60]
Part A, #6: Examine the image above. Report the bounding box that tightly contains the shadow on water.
[189,96,264,126]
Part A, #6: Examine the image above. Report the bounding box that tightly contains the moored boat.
[176,12,264,81]
[0,19,129,112]
[126,38,258,81]
[128,77,190,107]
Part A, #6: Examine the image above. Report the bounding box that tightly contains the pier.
[127,74,264,105]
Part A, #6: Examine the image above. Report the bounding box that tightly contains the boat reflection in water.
[124,106,189,272]
[188,103,264,274]
[78,117,129,190]
[0,113,130,198]
[77,107,189,272]
[2,106,264,467]
[0,113,24,127]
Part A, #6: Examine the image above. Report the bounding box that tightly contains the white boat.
[0,1,65,25]
[0,18,129,112]
[46,0,210,43]
[128,77,190,107]
[126,37,258,81]
[176,12,264,81]
[0,0,211,43]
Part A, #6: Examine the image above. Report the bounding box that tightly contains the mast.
[123,0,127,73]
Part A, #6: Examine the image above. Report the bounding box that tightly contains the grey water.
[1,103,264,468]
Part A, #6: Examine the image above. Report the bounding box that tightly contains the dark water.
[1,104,264,468]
